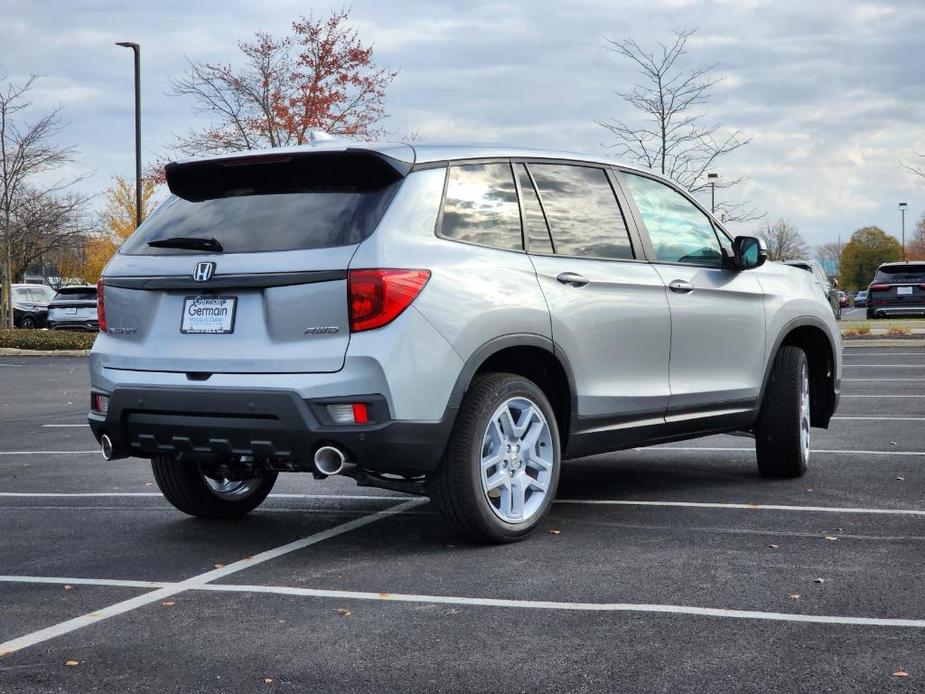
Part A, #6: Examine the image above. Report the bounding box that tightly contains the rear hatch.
[49,286,97,322]
[99,148,410,373]
[868,263,925,310]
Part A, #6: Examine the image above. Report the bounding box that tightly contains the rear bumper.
[50,320,99,331]
[88,386,453,474]
[868,305,925,316]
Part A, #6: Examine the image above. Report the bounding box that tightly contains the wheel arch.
[446,335,576,450]
[760,318,838,428]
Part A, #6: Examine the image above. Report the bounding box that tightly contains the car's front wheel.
[151,455,277,518]
[754,346,810,478]
[20,315,38,329]
[429,373,561,543]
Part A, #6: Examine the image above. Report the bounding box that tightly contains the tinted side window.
[515,165,553,253]
[528,164,633,260]
[439,163,522,251]
[622,172,723,266]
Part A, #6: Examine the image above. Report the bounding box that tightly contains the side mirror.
[733,235,767,270]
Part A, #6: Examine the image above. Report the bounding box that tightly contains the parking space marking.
[0,498,424,656]
[0,450,99,456]
[3,491,922,517]
[0,576,171,589]
[41,424,87,428]
[844,364,925,368]
[643,446,925,456]
[832,416,925,421]
[554,499,925,516]
[199,584,925,629]
[841,394,925,398]
[843,378,925,381]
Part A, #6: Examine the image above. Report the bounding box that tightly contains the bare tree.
[902,153,924,179]
[816,240,844,275]
[0,76,86,328]
[758,219,810,261]
[599,29,761,222]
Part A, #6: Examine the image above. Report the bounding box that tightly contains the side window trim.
[614,167,729,269]
[519,160,639,262]
[513,163,556,254]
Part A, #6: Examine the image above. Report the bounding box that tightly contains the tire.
[429,372,561,543]
[20,315,37,329]
[151,455,277,518]
[754,346,810,478]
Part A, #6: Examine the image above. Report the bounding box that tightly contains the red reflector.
[96,279,106,333]
[352,403,369,424]
[348,269,431,333]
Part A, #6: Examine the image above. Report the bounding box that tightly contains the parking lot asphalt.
[1,348,923,693]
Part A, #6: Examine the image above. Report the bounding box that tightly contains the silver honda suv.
[89,143,841,543]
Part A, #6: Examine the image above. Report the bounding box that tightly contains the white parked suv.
[89,143,841,542]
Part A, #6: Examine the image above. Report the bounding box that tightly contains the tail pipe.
[313,445,356,476]
[100,434,128,461]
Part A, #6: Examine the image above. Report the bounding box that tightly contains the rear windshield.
[874,264,925,283]
[121,153,403,256]
[53,287,96,301]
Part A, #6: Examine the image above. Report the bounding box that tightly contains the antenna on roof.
[308,130,338,145]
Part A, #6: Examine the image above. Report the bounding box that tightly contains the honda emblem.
[193,262,215,282]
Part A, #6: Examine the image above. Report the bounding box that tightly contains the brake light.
[348,269,430,333]
[868,284,890,291]
[96,279,106,332]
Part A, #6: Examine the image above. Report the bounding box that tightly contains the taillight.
[348,269,430,333]
[96,279,106,332]
[868,284,890,291]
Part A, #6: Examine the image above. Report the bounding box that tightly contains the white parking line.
[0,498,423,656]
[41,424,87,428]
[841,394,925,398]
[641,446,925,456]
[844,364,925,368]
[0,451,99,456]
[2,491,922,517]
[199,583,925,629]
[832,416,925,421]
[554,499,925,516]
[0,576,171,589]
[2,574,921,629]
[842,378,925,381]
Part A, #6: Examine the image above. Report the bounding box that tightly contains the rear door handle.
[668,279,695,294]
[556,272,590,287]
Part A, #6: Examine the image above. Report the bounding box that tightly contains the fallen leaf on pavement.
[548,529,561,535]
[63,585,73,591]
[213,563,225,569]
[162,599,176,607]
[789,593,800,599]
[768,544,779,549]
[896,476,905,481]
[65,660,79,667]
[813,578,825,584]
[824,536,838,542]
[144,482,153,487]
[263,677,274,684]
[893,671,909,678]
[335,608,351,617]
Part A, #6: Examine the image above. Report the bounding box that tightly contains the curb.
[842,339,925,348]
[0,348,90,357]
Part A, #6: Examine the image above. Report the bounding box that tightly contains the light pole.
[899,202,908,260]
[116,41,142,228]
[707,173,719,214]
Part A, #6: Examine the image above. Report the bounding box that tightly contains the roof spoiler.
[165,149,412,202]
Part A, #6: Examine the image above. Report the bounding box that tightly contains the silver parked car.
[89,143,842,542]
[47,285,99,331]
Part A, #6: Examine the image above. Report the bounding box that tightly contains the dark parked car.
[854,290,868,308]
[784,260,841,319]
[47,285,99,331]
[867,262,925,318]
[1,284,55,328]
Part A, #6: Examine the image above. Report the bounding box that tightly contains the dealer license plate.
[181,296,237,334]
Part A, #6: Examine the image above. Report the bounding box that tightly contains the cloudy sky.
[3,0,924,246]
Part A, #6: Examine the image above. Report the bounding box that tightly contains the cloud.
[0,0,923,246]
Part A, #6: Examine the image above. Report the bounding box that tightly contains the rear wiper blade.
[147,236,224,252]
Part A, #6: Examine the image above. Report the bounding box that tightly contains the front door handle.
[668,279,695,294]
[556,272,590,287]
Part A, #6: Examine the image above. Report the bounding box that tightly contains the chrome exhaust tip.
[314,446,350,476]
[100,434,115,461]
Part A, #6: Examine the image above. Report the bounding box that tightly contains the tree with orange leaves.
[169,9,396,155]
